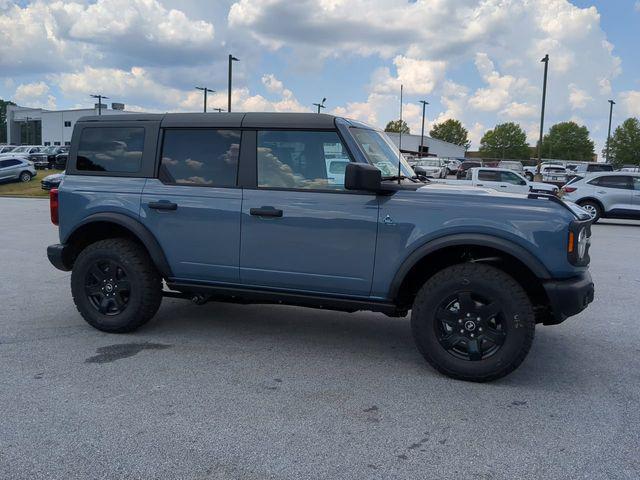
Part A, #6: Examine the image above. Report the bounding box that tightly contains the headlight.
[577,227,588,259]
[568,221,591,266]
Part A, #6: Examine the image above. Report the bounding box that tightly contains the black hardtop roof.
[76,112,343,129]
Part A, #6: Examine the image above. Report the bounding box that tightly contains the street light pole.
[419,100,429,157]
[90,94,109,116]
[228,54,239,112]
[536,54,549,177]
[312,98,326,114]
[606,99,615,163]
[195,86,215,113]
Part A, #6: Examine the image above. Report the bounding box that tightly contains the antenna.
[398,84,403,184]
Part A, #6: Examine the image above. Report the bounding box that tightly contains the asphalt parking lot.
[1,198,639,480]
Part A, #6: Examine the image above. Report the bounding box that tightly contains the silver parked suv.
[562,172,640,222]
[0,157,37,183]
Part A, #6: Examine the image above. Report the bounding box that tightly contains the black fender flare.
[388,233,551,300]
[64,212,173,278]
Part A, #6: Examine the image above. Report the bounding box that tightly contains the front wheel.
[578,200,601,223]
[71,238,163,333]
[19,171,32,182]
[411,263,535,382]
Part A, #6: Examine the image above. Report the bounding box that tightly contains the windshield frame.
[348,127,415,179]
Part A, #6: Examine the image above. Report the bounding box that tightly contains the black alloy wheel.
[84,259,131,315]
[435,292,506,361]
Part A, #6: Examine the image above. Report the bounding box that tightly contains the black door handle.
[250,206,283,217]
[148,201,178,211]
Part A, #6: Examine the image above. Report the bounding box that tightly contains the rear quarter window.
[77,127,145,173]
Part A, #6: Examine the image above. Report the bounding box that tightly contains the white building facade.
[5,104,136,146]
[385,132,466,159]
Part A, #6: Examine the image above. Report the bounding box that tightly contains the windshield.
[416,159,441,167]
[350,128,414,178]
[13,146,29,152]
[500,161,522,169]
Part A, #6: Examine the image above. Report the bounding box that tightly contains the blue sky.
[1,0,639,153]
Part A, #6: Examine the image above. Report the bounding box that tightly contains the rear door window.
[159,129,240,186]
[477,170,501,182]
[77,127,145,173]
[589,176,632,190]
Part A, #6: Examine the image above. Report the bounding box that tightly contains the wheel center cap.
[464,320,476,332]
[105,283,114,292]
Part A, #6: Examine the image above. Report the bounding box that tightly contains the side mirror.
[345,162,381,192]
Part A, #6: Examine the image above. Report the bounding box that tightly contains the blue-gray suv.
[47,113,594,381]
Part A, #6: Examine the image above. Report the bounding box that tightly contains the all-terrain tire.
[411,263,535,382]
[71,238,162,333]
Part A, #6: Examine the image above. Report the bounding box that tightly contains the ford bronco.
[47,113,594,381]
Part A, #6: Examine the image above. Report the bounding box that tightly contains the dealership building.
[386,132,466,159]
[4,103,136,146]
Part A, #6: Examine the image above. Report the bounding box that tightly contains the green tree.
[384,119,410,134]
[540,121,594,161]
[606,117,640,167]
[429,119,471,150]
[0,99,16,144]
[479,122,530,159]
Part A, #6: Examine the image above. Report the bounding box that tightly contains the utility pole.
[228,54,239,112]
[312,98,326,114]
[195,86,215,113]
[536,54,549,178]
[606,99,615,163]
[419,100,429,157]
[90,94,109,115]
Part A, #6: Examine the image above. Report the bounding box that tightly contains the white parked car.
[443,167,558,195]
[523,163,568,185]
[412,158,448,179]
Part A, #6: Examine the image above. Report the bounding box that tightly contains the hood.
[418,182,523,197]
[529,181,556,191]
[416,182,588,219]
[563,200,591,220]
[43,173,64,181]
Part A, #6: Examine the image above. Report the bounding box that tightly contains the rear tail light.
[563,186,577,193]
[50,188,59,225]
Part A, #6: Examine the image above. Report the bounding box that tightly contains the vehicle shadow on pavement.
[123,298,597,388]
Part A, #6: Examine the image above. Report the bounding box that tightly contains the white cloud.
[372,56,447,95]
[635,1,640,12]
[568,84,593,110]
[51,66,308,114]
[14,82,56,109]
[0,0,215,75]
[619,91,640,117]
[468,53,535,113]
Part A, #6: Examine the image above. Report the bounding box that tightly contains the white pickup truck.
[442,167,559,195]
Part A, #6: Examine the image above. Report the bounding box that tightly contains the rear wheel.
[19,171,32,182]
[71,238,162,333]
[411,263,535,382]
[578,200,601,223]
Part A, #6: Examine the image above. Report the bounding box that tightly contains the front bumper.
[47,244,73,271]
[542,271,594,325]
